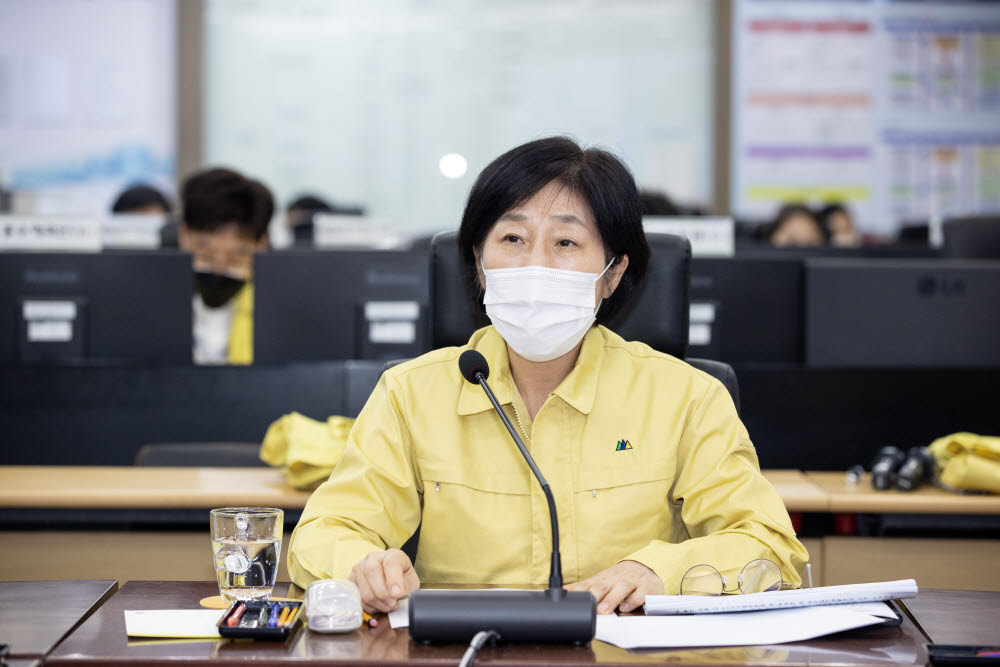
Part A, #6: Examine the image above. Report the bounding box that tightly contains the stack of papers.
[596,602,900,649]
[387,580,918,650]
[644,579,917,615]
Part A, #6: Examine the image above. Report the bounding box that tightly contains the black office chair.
[426,231,740,415]
[943,216,1000,259]
[134,442,266,467]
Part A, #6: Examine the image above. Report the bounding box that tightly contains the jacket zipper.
[510,399,531,445]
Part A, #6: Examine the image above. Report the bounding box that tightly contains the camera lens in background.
[845,464,866,486]
[897,446,936,492]
[870,446,906,490]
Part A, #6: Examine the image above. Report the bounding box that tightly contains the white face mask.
[481,256,614,363]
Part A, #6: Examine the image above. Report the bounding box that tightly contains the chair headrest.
[943,216,1000,259]
[430,231,690,357]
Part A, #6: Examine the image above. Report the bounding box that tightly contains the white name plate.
[102,213,166,249]
[313,213,409,250]
[364,300,420,321]
[644,216,734,257]
[0,216,101,252]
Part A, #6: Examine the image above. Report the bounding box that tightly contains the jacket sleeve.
[287,371,423,587]
[622,380,809,594]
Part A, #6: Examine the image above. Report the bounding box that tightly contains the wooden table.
[763,470,830,512]
[3,467,997,589]
[0,467,310,584]
[0,580,116,660]
[0,467,827,513]
[0,466,311,509]
[46,580,933,666]
[803,473,1000,591]
[6,466,996,518]
[805,472,1000,515]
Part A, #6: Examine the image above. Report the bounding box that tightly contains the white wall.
[203,0,715,235]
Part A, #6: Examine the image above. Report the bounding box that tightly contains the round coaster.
[199,595,299,609]
[199,595,230,609]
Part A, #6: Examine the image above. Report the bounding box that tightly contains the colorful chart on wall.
[732,0,1000,234]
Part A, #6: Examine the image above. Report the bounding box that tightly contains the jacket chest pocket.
[573,459,677,577]
[416,460,533,582]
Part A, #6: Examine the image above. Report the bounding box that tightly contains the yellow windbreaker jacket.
[288,325,808,592]
[227,283,253,365]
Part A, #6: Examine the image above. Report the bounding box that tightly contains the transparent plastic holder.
[305,579,363,633]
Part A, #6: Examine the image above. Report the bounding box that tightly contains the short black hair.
[181,168,274,241]
[458,136,650,326]
[111,184,172,213]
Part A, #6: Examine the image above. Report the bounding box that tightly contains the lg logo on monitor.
[916,275,966,297]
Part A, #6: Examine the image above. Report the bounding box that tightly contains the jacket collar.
[457,327,515,416]
[550,326,604,415]
[456,326,605,416]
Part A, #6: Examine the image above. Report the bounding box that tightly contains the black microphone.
[408,350,596,644]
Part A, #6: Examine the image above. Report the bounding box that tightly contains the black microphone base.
[408,589,596,644]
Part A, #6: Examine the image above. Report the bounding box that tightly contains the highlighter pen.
[226,602,246,627]
[278,605,292,626]
[267,603,281,628]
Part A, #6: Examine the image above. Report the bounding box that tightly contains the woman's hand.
[348,548,421,614]
[564,560,663,614]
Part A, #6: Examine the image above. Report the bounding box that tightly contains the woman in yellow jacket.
[289,137,808,615]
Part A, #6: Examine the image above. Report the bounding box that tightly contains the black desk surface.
[46,580,935,666]
[0,580,116,659]
[901,589,1000,646]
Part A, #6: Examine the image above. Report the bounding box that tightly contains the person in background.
[286,194,335,247]
[768,204,828,247]
[638,189,682,216]
[111,183,172,215]
[179,168,274,365]
[818,202,859,247]
[286,194,367,247]
[110,183,178,247]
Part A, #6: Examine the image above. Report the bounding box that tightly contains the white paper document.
[644,579,917,615]
[595,602,897,649]
[388,600,410,629]
[124,609,225,638]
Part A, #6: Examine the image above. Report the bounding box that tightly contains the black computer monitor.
[254,249,430,362]
[805,259,1000,368]
[734,241,941,259]
[0,251,192,364]
[688,257,804,364]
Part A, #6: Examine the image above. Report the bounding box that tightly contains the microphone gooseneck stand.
[407,351,597,646]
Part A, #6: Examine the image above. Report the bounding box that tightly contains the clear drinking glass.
[210,507,283,602]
